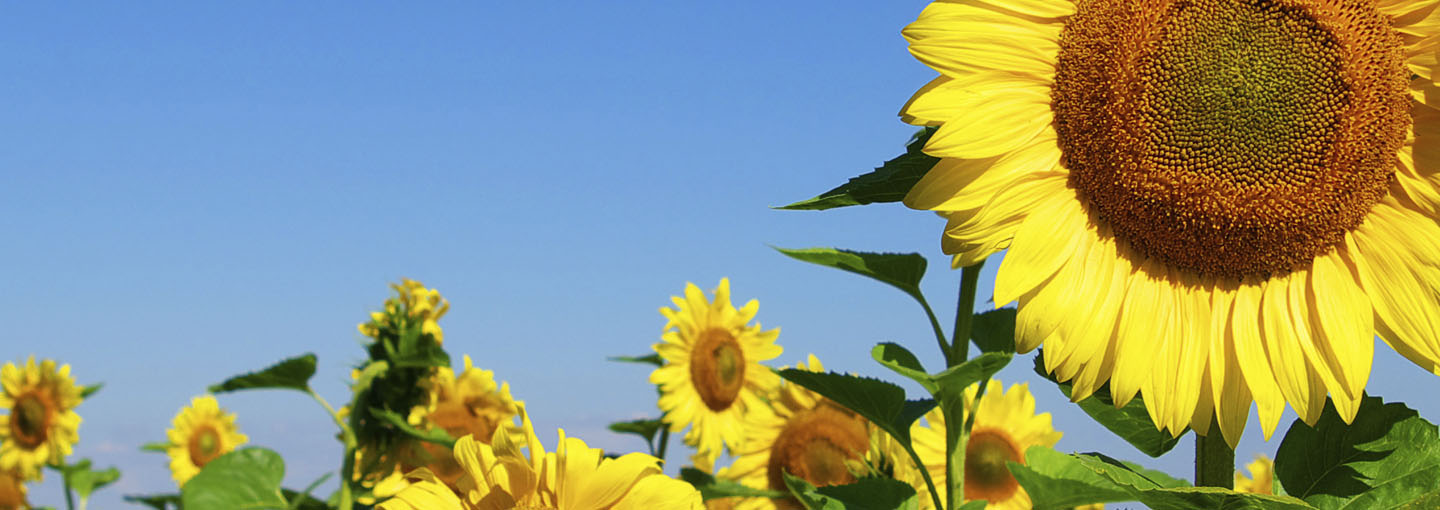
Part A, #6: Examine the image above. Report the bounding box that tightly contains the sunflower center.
[1052,0,1409,279]
[962,429,1023,502]
[766,405,870,494]
[10,393,51,449]
[689,328,746,411]
[188,426,224,468]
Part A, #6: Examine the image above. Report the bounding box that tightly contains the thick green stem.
[1195,419,1235,489]
[309,388,358,510]
[904,445,947,510]
[945,414,967,510]
[950,262,984,366]
[62,469,76,510]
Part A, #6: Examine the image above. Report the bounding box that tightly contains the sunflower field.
[6,0,1440,509]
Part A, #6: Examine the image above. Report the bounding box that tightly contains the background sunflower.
[0,357,82,482]
[164,395,248,487]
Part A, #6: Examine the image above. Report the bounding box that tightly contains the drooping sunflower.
[0,469,27,510]
[651,278,783,471]
[166,395,249,487]
[0,357,82,481]
[378,403,705,510]
[718,355,872,510]
[402,354,519,486]
[1234,455,1277,494]
[892,380,1061,510]
[901,0,1440,444]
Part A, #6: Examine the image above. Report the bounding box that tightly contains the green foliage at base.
[1276,395,1440,510]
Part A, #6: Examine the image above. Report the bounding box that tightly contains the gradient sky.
[4,2,1438,508]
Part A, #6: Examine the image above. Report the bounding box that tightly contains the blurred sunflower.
[901,0,1440,444]
[1234,455,1276,494]
[402,355,519,486]
[0,357,82,481]
[651,278,782,471]
[893,380,1061,510]
[0,469,27,510]
[718,355,871,510]
[166,395,248,487]
[378,403,704,510]
[359,278,449,345]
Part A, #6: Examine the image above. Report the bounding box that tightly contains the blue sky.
[3,2,1438,508]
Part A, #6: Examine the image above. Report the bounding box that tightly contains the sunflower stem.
[918,297,954,366]
[904,443,947,510]
[62,467,76,510]
[656,428,670,462]
[307,388,358,510]
[1195,419,1235,489]
[949,262,984,367]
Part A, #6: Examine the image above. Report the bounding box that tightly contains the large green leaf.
[870,342,937,394]
[775,248,928,304]
[969,309,1016,354]
[681,467,789,501]
[209,353,317,393]
[59,459,121,503]
[181,447,288,510]
[1031,354,1185,457]
[782,473,921,510]
[1012,446,1308,510]
[1275,396,1440,510]
[778,370,934,445]
[124,493,182,510]
[777,127,939,211]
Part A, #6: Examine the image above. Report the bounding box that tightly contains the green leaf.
[608,418,664,446]
[372,407,458,449]
[814,478,921,510]
[969,309,1016,354]
[79,383,103,399]
[1007,446,1134,509]
[209,353,318,394]
[778,370,934,445]
[783,472,843,510]
[123,493,182,510]
[608,353,663,366]
[59,459,121,502]
[1125,487,1316,510]
[930,352,1012,405]
[775,248,928,304]
[1012,447,1306,510]
[777,127,939,210]
[141,441,171,453]
[1031,353,1185,457]
[871,342,937,393]
[181,447,289,510]
[1275,395,1440,510]
[284,472,335,510]
[680,467,789,501]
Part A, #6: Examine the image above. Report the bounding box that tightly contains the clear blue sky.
[3,2,1437,508]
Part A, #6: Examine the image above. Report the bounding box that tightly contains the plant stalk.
[309,388,358,510]
[950,262,984,366]
[1195,418,1235,489]
[918,297,953,367]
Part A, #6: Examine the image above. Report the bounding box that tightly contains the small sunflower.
[379,403,704,510]
[651,278,783,470]
[402,355,519,486]
[901,0,1440,445]
[718,355,872,510]
[0,357,82,481]
[895,380,1061,510]
[165,395,249,487]
[0,469,27,510]
[1234,455,1276,495]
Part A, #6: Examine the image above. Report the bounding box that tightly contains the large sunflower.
[718,355,872,510]
[892,380,1061,510]
[378,403,704,510]
[651,278,783,471]
[0,357,82,481]
[166,395,249,487]
[901,0,1440,444]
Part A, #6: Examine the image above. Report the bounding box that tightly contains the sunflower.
[165,395,249,487]
[651,278,783,471]
[402,355,519,486]
[1234,455,1276,494]
[891,380,1061,510]
[0,357,82,481]
[359,278,449,345]
[901,0,1440,445]
[0,469,27,510]
[717,355,872,510]
[378,403,704,510]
